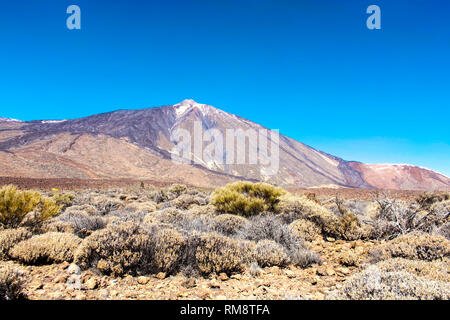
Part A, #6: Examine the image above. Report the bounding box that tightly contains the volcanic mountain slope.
[0,100,449,190]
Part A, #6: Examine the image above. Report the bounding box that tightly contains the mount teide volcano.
[0,100,448,190]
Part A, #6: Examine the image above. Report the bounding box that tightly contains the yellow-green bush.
[210,182,286,217]
[369,233,450,262]
[195,233,254,274]
[0,185,62,228]
[214,214,248,235]
[51,193,74,209]
[9,232,82,265]
[0,228,32,260]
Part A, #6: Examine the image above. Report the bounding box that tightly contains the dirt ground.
[2,238,378,300]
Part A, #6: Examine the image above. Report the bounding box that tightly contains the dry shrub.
[289,219,322,242]
[151,228,186,274]
[278,195,338,233]
[434,222,450,240]
[172,194,204,209]
[334,211,372,241]
[416,192,449,210]
[56,210,107,238]
[143,208,184,225]
[188,204,217,216]
[74,222,152,276]
[255,240,289,267]
[0,265,27,300]
[0,185,61,228]
[167,184,188,197]
[10,232,82,265]
[337,251,361,267]
[42,220,75,234]
[280,195,373,240]
[328,265,449,300]
[289,246,322,268]
[214,214,247,235]
[374,258,449,283]
[210,182,286,217]
[369,233,450,263]
[0,228,32,260]
[90,195,124,215]
[370,195,449,240]
[195,233,254,275]
[106,207,148,224]
[278,194,334,223]
[238,215,321,268]
[75,222,186,276]
[124,201,157,213]
[64,204,99,216]
[149,189,169,203]
[430,199,450,217]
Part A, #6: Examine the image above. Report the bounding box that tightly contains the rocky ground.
[3,239,378,300]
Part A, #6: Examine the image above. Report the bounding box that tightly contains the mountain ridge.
[0,100,448,190]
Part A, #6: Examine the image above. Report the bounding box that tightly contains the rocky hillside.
[0,100,448,190]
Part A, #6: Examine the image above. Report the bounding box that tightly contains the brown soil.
[3,239,378,300]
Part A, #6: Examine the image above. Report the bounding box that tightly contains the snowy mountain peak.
[0,117,22,122]
[173,99,213,117]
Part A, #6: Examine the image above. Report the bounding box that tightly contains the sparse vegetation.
[9,232,82,265]
[214,214,247,235]
[74,222,153,276]
[195,233,253,275]
[328,265,449,300]
[369,233,450,262]
[0,228,32,260]
[0,182,448,300]
[0,265,27,300]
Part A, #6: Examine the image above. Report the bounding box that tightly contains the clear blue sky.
[0,0,449,176]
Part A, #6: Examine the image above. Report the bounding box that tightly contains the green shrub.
[51,193,74,209]
[0,185,62,228]
[210,182,286,217]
